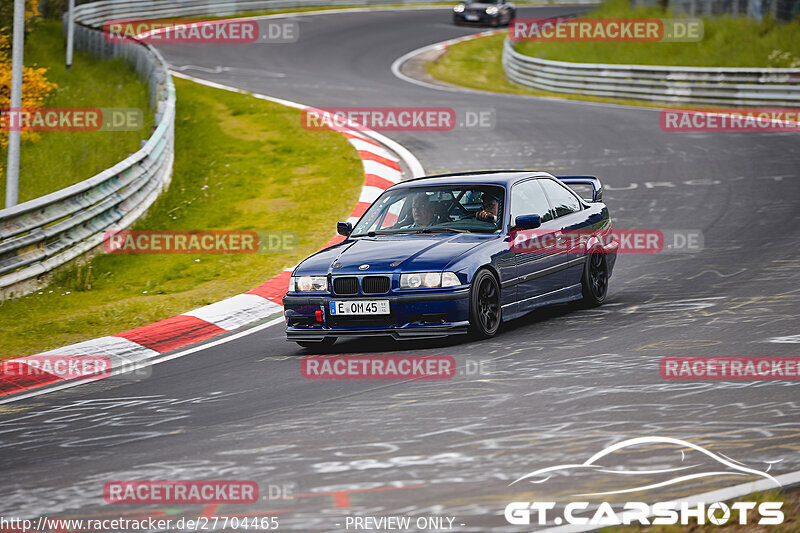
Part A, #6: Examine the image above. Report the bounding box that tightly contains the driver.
[404,194,436,228]
[476,193,500,223]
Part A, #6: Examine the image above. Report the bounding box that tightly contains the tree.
[0,0,58,178]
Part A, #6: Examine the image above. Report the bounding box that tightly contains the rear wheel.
[581,250,608,306]
[296,338,336,350]
[469,270,502,338]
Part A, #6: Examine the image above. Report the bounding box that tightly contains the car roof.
[389,170,554,189]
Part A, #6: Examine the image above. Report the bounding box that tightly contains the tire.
[469,269,502,339]
[581,250,609,307]
[505,9,516,26]
[296,338,336,350]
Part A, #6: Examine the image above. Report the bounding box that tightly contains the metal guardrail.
[72,0,601,27]
[0,22,175,295]
[3,0,602,296]
[502,38,800,106]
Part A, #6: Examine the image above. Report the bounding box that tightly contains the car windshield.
[351,185,505,236]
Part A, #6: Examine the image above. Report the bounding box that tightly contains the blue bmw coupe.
[283,171,617,347]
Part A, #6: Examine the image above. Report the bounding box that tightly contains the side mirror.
[514,214,541,230]
[337,221,353,236]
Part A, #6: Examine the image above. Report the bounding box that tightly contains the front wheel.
[506,10,516,26]
[469,270,502,339]
[296,338,336,350]
[581,250,609,306]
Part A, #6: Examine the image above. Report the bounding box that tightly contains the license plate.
[330,300,390,315]
[465,14,479,21]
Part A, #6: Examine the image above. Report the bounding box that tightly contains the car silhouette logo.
[359,264,370,270]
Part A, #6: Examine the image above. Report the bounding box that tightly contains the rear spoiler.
[557,175,603,203]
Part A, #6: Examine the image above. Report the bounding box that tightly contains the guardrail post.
[0,2,177,295]
[66,0,75,70]
[5,0,25,209]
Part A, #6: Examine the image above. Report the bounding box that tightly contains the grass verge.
[426,0,800,105]
[515,0,800,67]
[0,20,154,208]
[0,76,363,357]
[425,32,680,108]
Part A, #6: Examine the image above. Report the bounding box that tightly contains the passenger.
[476,194,500,223]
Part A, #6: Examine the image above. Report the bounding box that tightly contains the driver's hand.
[476,210,496,223]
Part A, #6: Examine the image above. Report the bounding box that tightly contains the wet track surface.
[1,6,799,531]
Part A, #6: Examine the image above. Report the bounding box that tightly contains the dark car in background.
[283,171,618,348]
[453,0,516,26]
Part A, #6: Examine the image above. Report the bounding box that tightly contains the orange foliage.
[1,1,58,178]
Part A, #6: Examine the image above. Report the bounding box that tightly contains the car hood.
[294,234,491,275]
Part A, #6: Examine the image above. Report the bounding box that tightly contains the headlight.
[291,275,327,292]
[453,4,465,12]
[400,272,461,289]
[486,6,499,14]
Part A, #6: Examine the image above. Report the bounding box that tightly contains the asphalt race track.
[2,6,799,532]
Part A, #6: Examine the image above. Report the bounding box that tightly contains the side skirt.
[501,283,583,322]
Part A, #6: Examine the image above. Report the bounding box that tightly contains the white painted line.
[170,70,425,177]
[389,33,666,114]
[0,316,286,405]
[3,69,423,404]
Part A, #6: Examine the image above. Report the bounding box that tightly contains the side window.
[510,180,553,223]
[539,179,581,218]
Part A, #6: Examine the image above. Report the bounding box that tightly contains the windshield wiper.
[418,227,469,233]
[353,228,469,236]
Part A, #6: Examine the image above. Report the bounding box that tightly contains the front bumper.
[453,12,498,25]
[283,288,471,341]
